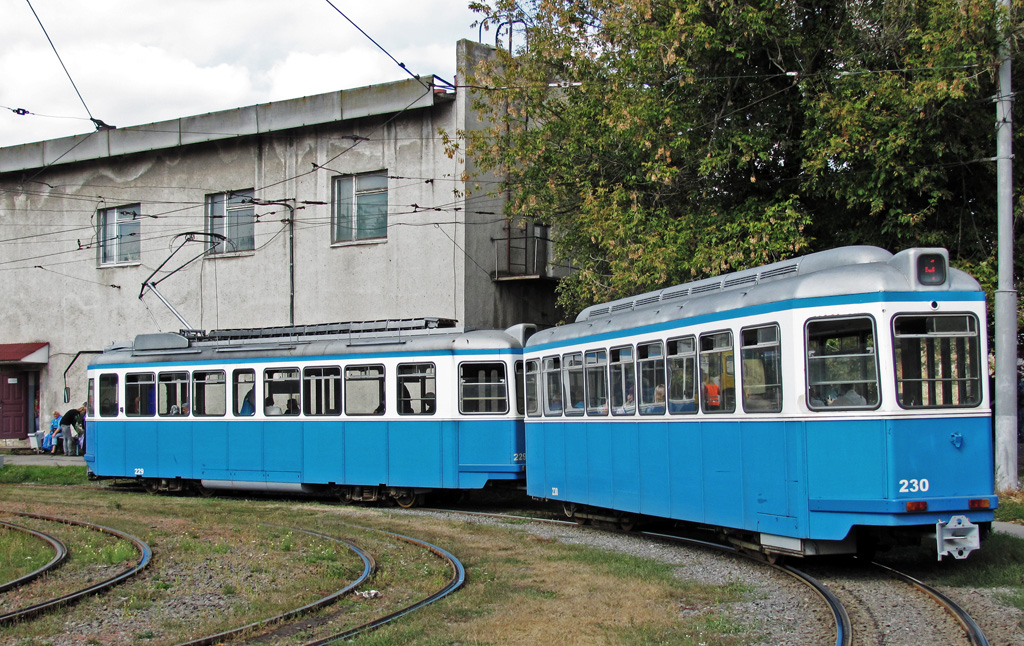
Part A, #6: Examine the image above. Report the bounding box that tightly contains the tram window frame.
[459,361,509,414]
[667,336,697,415]
[264,368,301,416]
[397,363,436,415]
[585,349,609,416]
[892,313,982,409]
[158,371,190,416]
[514,360,525,416]
[233,369,256,417]
[805,316,880,410]
[741,324,783,413]
[303,366,342,416]
[542,356,563,416]
[562,352,585,417]
[638,341,667,415]
[610,345,636,416]
[125,373,156,417]
[525,359,542,417]
[98,373,119,417]
[192,370,227,417]
[345,365,385,415]
[87,378,95,417]
[699,331,736,413]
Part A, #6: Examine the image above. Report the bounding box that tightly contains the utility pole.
[995,0,1018,491]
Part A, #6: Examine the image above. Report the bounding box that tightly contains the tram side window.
[741,325,782,413]
[233,369,256,416]
[125,373,156,416]
[610,346,636,416]
[525,360,542,417]
[542,356,562,415]
[515,361,525,416]
[158,372,190,416]
[893,314,981,408]
[667,336,697,414]
[638,341,666,415]
[346,365,385,415]
[304,366,341,416]
[87,378,95,417]
[562,353,585,416]
[397,363,435,415]
[265,368,301,416]
[99,373,118,417]
[193,371,226,416]
[585,350,609,416]
[806,317,879,410]
[460,362,509,414]
[700,331,735,413]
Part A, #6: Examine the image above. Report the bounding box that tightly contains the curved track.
[0,520,69,593]
[172,526,376,646]
[0,511,152,625]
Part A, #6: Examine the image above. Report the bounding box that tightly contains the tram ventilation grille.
[587,307,611,318]
[634,295,661,307]
[724,275,756,288]
[759,264,798,279]
[661,288,689,300]
[691,283,722,294]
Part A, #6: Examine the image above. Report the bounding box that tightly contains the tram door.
[0,371,27,440]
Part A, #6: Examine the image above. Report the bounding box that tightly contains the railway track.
[413,507,991,646]
[0,520,69,593]
[0,511,152,625]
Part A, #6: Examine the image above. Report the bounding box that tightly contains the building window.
[98,203,141,264]
[206,190,254,253]
[332,172,388,242]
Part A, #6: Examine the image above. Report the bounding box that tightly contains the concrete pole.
[995,0,1019,491]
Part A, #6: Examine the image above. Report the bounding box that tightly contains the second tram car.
[523,246,997,559]
[84,318,531,506]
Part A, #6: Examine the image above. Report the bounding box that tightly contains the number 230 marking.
[899,478,929,493]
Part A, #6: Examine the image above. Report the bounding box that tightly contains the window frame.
[345,364,386,416]
[264,367,301,416]
[158,371,190,416]
[233,369,256,417]
[206,189,255,254]
[666,336,697,415]
[397,362,436,416]
[303,366,342,416]
[459,361,510,415]
[192,370,227,417]
[98,373,119,417]
[561,352,585,417]
[125,372,156,417]
[610,345,636,416]
[98,203,141,265]
[805,315,881,411]
[892,313,982,409]
[332,171,389,243]
[584,349,609,416]
[638,341,667,415]
[699,330,735,414]
[741,324,783,413]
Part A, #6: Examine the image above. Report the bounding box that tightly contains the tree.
[466,0,1023,322]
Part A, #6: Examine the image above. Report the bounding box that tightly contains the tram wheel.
[618,516,636,532]
[394,491,422,509]
[141,480,160,494]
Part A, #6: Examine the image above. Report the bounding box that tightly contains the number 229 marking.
[899,478,929,493]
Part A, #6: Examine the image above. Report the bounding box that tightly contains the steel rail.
[0,512,152,625]
[870,560,989,646]
[412,508,850,646]
[172,526,376,646]
[0,520,69,593]
[301,525,467,646]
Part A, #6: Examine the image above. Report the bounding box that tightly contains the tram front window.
[893,314,981,408]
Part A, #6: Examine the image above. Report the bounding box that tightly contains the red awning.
[0,343,49,364]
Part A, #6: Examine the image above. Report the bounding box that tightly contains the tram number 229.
[898,478,929,493]
[134,468,144,476]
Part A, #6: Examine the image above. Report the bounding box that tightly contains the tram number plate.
[134,468,144,476]
[513,453,526,463]
[899,478,929,493]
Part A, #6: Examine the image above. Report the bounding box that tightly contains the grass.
[996,488,1024,523]
[0,484,762,646]
[0,464,89,485]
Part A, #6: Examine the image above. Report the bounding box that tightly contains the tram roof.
[91,318,534,367]
[529,246,982,348]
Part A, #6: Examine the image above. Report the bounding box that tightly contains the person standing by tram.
[59,405,86,457]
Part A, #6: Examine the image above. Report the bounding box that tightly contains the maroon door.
[0,371,27,440]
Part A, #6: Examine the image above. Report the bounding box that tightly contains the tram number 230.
[898,478,929,493]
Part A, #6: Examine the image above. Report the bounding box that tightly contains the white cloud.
[0,0,483,146]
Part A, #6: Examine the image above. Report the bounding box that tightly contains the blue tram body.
[85,319,530,505]
[523,247,997,558]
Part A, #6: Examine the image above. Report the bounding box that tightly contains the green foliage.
[467,0,1024,317]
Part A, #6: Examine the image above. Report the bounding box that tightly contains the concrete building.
[0,40,560,447]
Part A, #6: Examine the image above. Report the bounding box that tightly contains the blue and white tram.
[84,318,531,506]
[523,247,997,559]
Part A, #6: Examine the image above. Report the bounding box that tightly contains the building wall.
[0,42,559,439]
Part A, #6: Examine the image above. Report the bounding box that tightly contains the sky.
[0,0,487,147]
